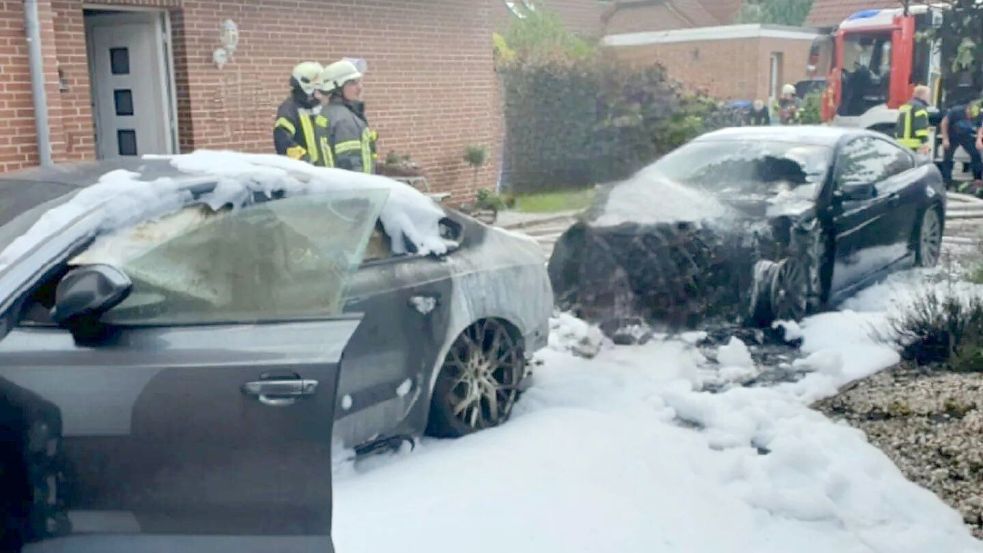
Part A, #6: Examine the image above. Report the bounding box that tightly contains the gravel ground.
[815,366,983,539]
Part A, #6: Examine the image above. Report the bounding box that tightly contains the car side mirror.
[51,264,132,327]
[835,183,876,202]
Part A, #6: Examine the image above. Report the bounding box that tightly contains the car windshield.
[645,139,834,202]
[70,190,388,325]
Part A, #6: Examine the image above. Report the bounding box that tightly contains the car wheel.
[426,320,524,438]
[915,207,943,268]
[751,257,809,327]
[770,258,809,323]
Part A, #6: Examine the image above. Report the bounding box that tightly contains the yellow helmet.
[319,60,364,93]
[291,61,324,94]
[969,102,981,118]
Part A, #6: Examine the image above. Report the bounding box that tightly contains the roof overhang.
[603,24,821,47]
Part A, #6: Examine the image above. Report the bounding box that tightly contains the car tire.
[750,257,810,327]
[425,320,524,438]
[914,206,943,268]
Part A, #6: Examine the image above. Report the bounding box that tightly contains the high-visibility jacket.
[324,97,377,173]
[273,94,333,167]
[895,99,930,150]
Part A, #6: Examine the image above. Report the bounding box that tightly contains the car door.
[828,136,910,293]
[335,229,454,450]
[0,191,385,553]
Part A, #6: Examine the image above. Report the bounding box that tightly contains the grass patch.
[514,188,595,213]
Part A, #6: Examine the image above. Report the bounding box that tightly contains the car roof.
[0,159,207,227]
[696,126,868,147]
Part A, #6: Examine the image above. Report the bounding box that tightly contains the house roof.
[805,0,899,28]
[603,0,740,28]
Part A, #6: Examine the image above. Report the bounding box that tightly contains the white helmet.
[319,60,364,93]
[781,83,797,97]
[291,61,324,94]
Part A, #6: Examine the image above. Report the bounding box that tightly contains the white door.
[87,12,174,159]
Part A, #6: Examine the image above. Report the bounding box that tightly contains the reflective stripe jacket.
[895,99,930,150]
[273,95,333,167]
[324,97,376,173]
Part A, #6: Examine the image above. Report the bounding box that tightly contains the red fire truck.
[810,5,948,132]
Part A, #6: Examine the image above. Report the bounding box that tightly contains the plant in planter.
[377,151,423,178]
[464,145,488,191]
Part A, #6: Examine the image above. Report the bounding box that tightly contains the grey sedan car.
[0,158,551,552]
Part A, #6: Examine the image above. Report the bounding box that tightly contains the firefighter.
[319,59,378,173]
[747,99,770,126]
[774,84,801,125]
[940,101,983,188]
[273,61,333,166]
[895,85,932,154]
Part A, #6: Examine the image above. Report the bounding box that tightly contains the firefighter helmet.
[291,61,324,95]
[781,83,797,97]
[319,60,364,93]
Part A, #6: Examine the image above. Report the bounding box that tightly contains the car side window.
[67,191,386,326]
[836,137,889,188]
[871,138,914,177]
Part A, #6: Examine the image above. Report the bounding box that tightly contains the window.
[649,140,833,201]
[68,191,387,326]
[109,47,130,75]
[836,137,910,188]
[870,139,913,178]
[836,137,883,187]
[117,129,137,156]
[113,89,134,116]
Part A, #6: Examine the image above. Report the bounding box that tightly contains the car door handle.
[888,193,900,206]
[242,378,319,407]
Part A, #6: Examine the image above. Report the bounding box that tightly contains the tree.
[737,0,815,26]
[907,0,983,104]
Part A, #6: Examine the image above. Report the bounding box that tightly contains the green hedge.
[501,57,744,193]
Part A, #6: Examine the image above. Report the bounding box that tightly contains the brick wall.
[1,0,503,200]
[609,35,815,100]
[757,37,814,99]
[0,0,48,172]
[612,37,762,99]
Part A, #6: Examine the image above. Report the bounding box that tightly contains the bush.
[798,92,823,125]
[501,58,745,192]
[496,9,749,193]
[887,290,983,371]
[475,188,508,211]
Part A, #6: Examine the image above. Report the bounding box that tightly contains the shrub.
[887,290,983,371]
[798,92,823,125]
[496,7,754,193]
[475,188,507,211]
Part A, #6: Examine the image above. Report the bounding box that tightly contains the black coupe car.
[549,126,946,331]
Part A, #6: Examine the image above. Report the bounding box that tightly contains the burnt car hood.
[549,179,819,332]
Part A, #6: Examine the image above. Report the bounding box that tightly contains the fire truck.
[810,4,979,128]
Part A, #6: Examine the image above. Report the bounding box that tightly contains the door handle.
[887,193,900,206]
[242,377,318,407]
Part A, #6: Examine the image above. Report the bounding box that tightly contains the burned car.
[0,154,551,551]
[549,126,945,332]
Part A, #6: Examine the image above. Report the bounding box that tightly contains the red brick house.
[605,24,820,102]
[0,0,510,199]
